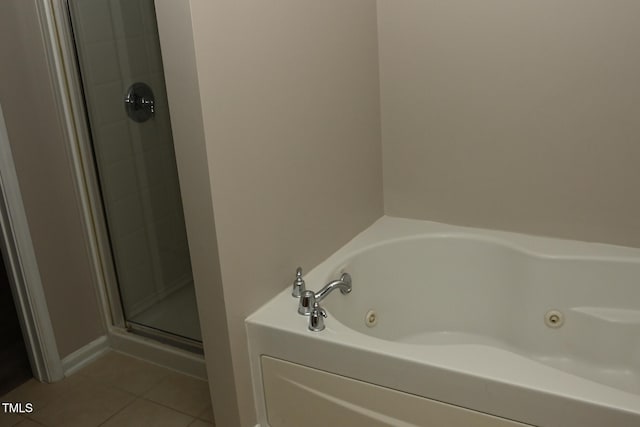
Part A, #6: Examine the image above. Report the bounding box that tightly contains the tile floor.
[0,351,214,427]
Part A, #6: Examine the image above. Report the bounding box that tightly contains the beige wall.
[157,1,383,425]
[0,0,105,358]
[379,1,640,247]
[155,1,240,425]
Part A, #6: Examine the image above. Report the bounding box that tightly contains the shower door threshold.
[126,322,204,355]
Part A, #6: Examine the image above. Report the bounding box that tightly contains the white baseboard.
[61,335,110,377]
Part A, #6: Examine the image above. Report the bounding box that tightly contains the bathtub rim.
[247,291,640,427]
[318,217,640,285]
[246,216,640,426]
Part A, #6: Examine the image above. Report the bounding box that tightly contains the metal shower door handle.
[124,82,155,123]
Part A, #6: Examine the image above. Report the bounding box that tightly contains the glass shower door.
[68,0,201,343]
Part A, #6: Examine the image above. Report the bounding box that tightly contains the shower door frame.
[0,0,207,383]
[38,0,188,351]
[46,0,127,334]
[45,0,202,351]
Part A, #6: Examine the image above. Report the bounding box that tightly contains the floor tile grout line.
[14,377,87,423]
[88,368,213,423]
[195,405,215,422]
[95,396,139,427]
[4,353,212,427]
[187,419,215,427]
[76,371,170,397]
[17,415,47,427]
[66,375,141,399]
[137,395,209,420]
[95,396,197,427]
[24,376,138,427]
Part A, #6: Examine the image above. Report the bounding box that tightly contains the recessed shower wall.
[68,0,200,342]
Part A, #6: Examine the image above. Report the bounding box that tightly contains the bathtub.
[246,217,640,426]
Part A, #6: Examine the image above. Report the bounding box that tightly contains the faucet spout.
[315,273,352,303]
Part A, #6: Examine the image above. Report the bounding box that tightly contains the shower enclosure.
[66,0,201,345]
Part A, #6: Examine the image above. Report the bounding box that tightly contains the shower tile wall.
[71,0,192,318]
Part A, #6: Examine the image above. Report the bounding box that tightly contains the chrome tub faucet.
[292,268,352,331]
[315,273,352,303]
[308,302,327,332]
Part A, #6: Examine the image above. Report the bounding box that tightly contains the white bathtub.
[246,217,640,426]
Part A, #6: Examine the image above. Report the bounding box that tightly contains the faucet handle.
[309,302,327,332]
[298,290,315,315]
[292,266,306,298]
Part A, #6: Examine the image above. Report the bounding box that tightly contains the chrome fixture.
[309,302,327,332]
[124,82,155,123]
[315,273,352,303]
[291,266,305,297]
[296,272,352,331]
[298,290,316,315]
